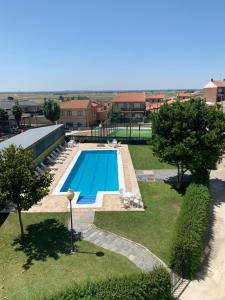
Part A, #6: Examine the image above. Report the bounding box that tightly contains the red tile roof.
[177,92,193,98]
[146,102,164,111]
[212,80,225,87]
[146,94,165,100]
[112,92,145,103]
[60,99,91,109]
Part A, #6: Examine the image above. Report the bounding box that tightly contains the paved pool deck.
[29,143,143,212]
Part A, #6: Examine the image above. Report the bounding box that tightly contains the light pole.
[66,187,75,253]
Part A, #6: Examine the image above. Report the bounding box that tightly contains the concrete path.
[135,169,191,182]
[71,210,164,272]
[180,167,225,300]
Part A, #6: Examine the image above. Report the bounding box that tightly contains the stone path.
[136,169,191,183]
[82,226,162,272]
[71,210,165,272]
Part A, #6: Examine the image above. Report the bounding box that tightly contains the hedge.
[44,267,171,300]
[170,183,210,278]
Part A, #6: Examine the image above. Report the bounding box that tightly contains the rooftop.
[0,124,63,151]
[204,79,225,89]
[0,100,42,110]
[60,99,91,109]
[177,92,193,98]
[146,94,165,100]
[112,92,145,103]
[146,102,164,111]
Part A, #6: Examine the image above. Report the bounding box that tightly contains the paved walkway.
[71,210,165,272]
[180,166,225,300]
[135,169,191,182]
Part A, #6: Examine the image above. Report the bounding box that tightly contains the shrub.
[44,267,171,300]
[170,183,210,278]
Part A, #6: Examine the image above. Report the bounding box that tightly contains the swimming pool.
[59,150,120,204]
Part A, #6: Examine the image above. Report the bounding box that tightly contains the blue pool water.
[60,150,119,204]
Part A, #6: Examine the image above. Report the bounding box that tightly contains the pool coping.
[52,148,125,209]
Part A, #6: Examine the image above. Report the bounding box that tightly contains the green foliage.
[0,108,8,120]
[170,183,210,278]
[7,96,14,101]
[43,99,61,123]
[77,95,89,100]
[44,267,171,300]
[152,98,225,186]
[0,145,52,236]
[12,104,22,127]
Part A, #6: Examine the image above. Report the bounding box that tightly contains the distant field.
[0,90,202,104]
[0,92,114,104]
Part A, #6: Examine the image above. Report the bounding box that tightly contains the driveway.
[180,166,225,300]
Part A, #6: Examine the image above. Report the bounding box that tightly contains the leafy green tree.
[8,96,14,101]
[0,145,52,237]
[59,95,64,102]
[0,109,8,120]
[12,104,22,127]
[43,99,61,124]
[77,95,89,100]
[152,98,225,187]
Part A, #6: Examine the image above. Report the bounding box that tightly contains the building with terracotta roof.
[176,92,194,100]
[112,92,146,122]
[59,99,97,129]
[145,94,165,103]
[203,79,225,104]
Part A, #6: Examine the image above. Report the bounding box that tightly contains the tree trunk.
[177,163,181,189]
[17,205,24,237]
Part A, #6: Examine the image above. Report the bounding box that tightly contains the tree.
[0,109,8,120]
[0,145,52,237]
[8,96,14,101]
[59,95,64,102]
[12,104,22,127]
[152,98,225,187]
[43,99,61,124]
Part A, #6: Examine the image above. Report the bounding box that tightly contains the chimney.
[211,78,213,82]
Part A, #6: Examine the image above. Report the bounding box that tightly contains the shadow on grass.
[12,218,81,270]
[0,213,9,227]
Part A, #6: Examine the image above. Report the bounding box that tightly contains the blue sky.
[0,0,225,91]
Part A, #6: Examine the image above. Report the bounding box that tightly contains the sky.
[0,0,225,91]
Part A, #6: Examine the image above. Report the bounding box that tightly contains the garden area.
[95,182,182,264]
[128,145,174,169]
[0,213,138,300]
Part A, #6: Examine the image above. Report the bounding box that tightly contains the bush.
[44,267,171,300]
[170,183,210,278]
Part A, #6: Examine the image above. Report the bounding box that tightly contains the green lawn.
[95,182,182,264]
[129,145,174,169]
[0,213,138,300]
[110,128,152,138]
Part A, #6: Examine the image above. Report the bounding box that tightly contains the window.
[77,110,83,116]
[67,111,72,116]
[61,111,64,116]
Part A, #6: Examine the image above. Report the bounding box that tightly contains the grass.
[110,128,152,138]
[0,213,138,300]
[95,182,182,264]
[129,145,174,169]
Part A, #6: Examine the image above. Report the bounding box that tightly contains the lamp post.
[66,187,75,253]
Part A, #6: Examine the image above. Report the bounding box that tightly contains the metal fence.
[68,123,152,144]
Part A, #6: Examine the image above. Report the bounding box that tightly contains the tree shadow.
[0,213,9,227]
[12,218,81,270]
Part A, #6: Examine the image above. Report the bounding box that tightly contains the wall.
[203,88,217,103]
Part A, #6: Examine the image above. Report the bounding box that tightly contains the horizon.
[0,0,225,91]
